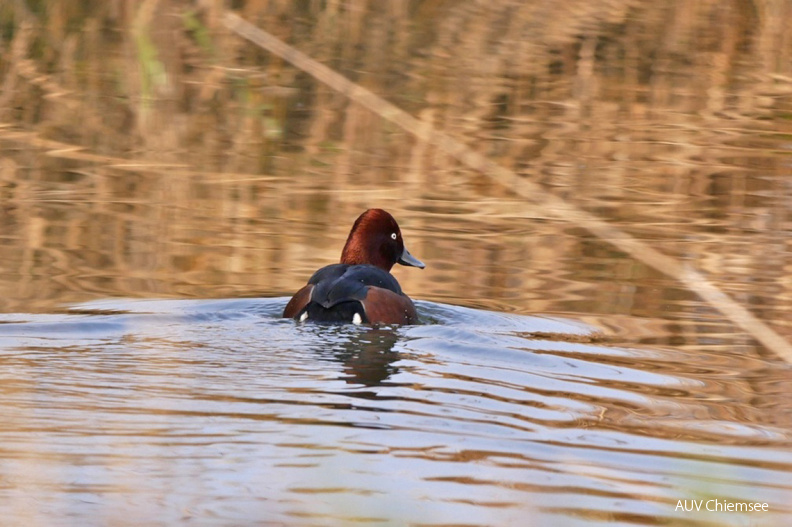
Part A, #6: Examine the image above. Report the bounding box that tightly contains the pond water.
[2,1,792,525]
[2,298,790,525]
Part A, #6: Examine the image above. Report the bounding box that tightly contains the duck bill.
[398,247,425,269]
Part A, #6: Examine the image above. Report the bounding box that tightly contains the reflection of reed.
[226,12,792,359]
[1,2,792,356]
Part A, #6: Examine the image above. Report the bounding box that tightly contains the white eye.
[391,233,397,240]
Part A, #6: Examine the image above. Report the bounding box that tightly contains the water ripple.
[1,297,790,525]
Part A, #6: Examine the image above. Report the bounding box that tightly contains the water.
[1,299,789,525]
[2,1,792,525]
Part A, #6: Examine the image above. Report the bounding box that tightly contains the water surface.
[2,1,792,525]
[2,299,790,525]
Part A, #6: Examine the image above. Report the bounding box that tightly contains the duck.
[283,209,425,325]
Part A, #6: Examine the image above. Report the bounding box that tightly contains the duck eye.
[391,233,397,240]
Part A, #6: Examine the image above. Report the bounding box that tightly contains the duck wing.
[308,264,403,308]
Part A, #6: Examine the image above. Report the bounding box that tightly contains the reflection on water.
[2,0,792,525]
[1,299,790,525]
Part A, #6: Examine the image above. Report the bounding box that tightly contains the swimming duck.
[283,209,424,324]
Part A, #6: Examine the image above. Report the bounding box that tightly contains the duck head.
[340,209,425,272]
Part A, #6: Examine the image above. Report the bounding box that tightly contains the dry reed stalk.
[224,12,792,363]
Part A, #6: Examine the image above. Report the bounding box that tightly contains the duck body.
[283,209,424,325]
[284,263,416,324]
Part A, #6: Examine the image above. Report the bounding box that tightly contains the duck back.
[286,264,416,324]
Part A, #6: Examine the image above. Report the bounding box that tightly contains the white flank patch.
[299,312,308,322]
[352,313,362,325]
